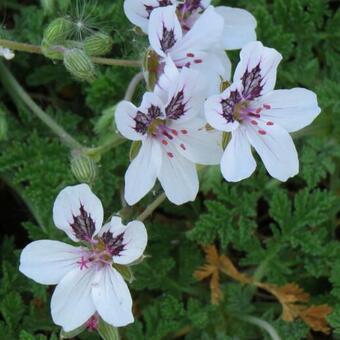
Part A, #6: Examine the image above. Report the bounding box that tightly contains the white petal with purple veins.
[254,88,321,132]
[149,6,182,57]
[125,137,162,205]
[216,6,257,50]
[115,101,145,141]
[245,119,299,181]
[233,41,282,99]
[19,240,82,285]
[158,143,199,205]
[221,127,256,182]
[51,266,96,332]
[92,266,134,327]
[53,184,104,242]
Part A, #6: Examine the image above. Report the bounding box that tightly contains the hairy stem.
[137,192,167,222]
[0,39,141,68]
[85,135,125,158]
[0,62,83,150]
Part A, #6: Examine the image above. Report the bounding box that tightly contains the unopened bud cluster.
[41,16,113,82]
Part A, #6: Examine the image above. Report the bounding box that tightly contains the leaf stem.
[239,316,281,340]
[85,135,126,158]
[0,39,141,68]
[0,61,84,150]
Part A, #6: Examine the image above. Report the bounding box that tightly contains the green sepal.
[98,318,120,340]
[60,324,86,339]
[113,263,135,284]
[222,131,231,149]
[129,141,142,161]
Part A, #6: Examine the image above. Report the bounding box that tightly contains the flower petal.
[124,0,176,33]
[158,143,199,205]
[92,266,133,327]
[216,6,257,50]
[19,240,81,285]
[204,84,242,132]
[255,88,321,132]
[109,219,148,265]
[233,41,282,99]
[169,118,223,165]
[115,101,145,141]
[53,184,104,242]
[149,6,182,57]
[245,120,299,181]
[165,67,206,122]
[51,266,96,332]
[221,128,256,182]
[0,47,15,60]
[124,137,162,205]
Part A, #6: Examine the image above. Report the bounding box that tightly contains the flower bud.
[84,32,113,57]
[71,153,97,184]
[42,17,72,59]
[63,48,96,82]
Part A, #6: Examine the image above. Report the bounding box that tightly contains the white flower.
[124,0,257,50]
[0,46,15,60]
[205,41,321,182]
[148,5,230,95]
[115,58,223,206]
[19,184,148,332]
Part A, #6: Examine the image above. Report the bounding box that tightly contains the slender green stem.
[0,39,141,68]
[137,192,167,222]
[124,72,145,101]
[85,135,126,158]
[239,316,281,340]
[0,62,84,150]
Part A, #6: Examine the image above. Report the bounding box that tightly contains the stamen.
[171,129,178,136]
[256,108,262,114]
[162,140,168,145]
[167,152,174,158]
[194,59,203,64]
[181,129,188,134]
[77,256,89,270]
[185,62,191,68]
[180,143,186,150]
[251,120,258,125]
[248,113,261,118]
[186,53,195,58]
[258,130,267,135]
[266,121,274,126]
[263,104,272,110]
[163,131,173,140]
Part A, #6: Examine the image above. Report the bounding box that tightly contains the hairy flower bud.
[84,32,113,57]
[63,48,96,82]
[42,17,72,59]
[71,153,97,184]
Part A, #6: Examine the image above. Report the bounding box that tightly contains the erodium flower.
[124,0,257,50]
[0,46,15,60]
[205,41,321,182]
[19,184,147,332]
[115,58,223,205]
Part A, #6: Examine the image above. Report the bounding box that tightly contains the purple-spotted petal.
[254,88,321,133]
[19,240,82,285]
[115,101,145,141]
[233,41,282,99]
[51,266,96,332]
[91,266,134,327]
[165,67,206,122]
[124,0,176,33]
[158,143,199,205]
[149,6,182,57]
[124,137,162,206]
[245,119,299,181]
[221,127,256,182]
[204,84,242,132]
[169,118,223,165]
[216,6,257,50]
[53,184,104,242]
[101,217,148,265]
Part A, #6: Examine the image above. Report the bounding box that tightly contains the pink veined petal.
[148,6,183,57]
[110,220,148,265]
[204,84,242,132]
[245,119,299,181]
[220,127,256,182]
[170,6,224,57]
[254,88,321,133]
[169,117,223,165]
[233,41,282,98]
[124,137,162,206]
[19,240,82,285]
[216,6,257,50]
[51,266,96,332]
[115,101,145,141]
[52,184,104,242]
[165,66,206,122]
[92,266,134,327]
[158,143,199,205]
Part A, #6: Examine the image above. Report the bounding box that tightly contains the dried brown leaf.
[300,305,333,334]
